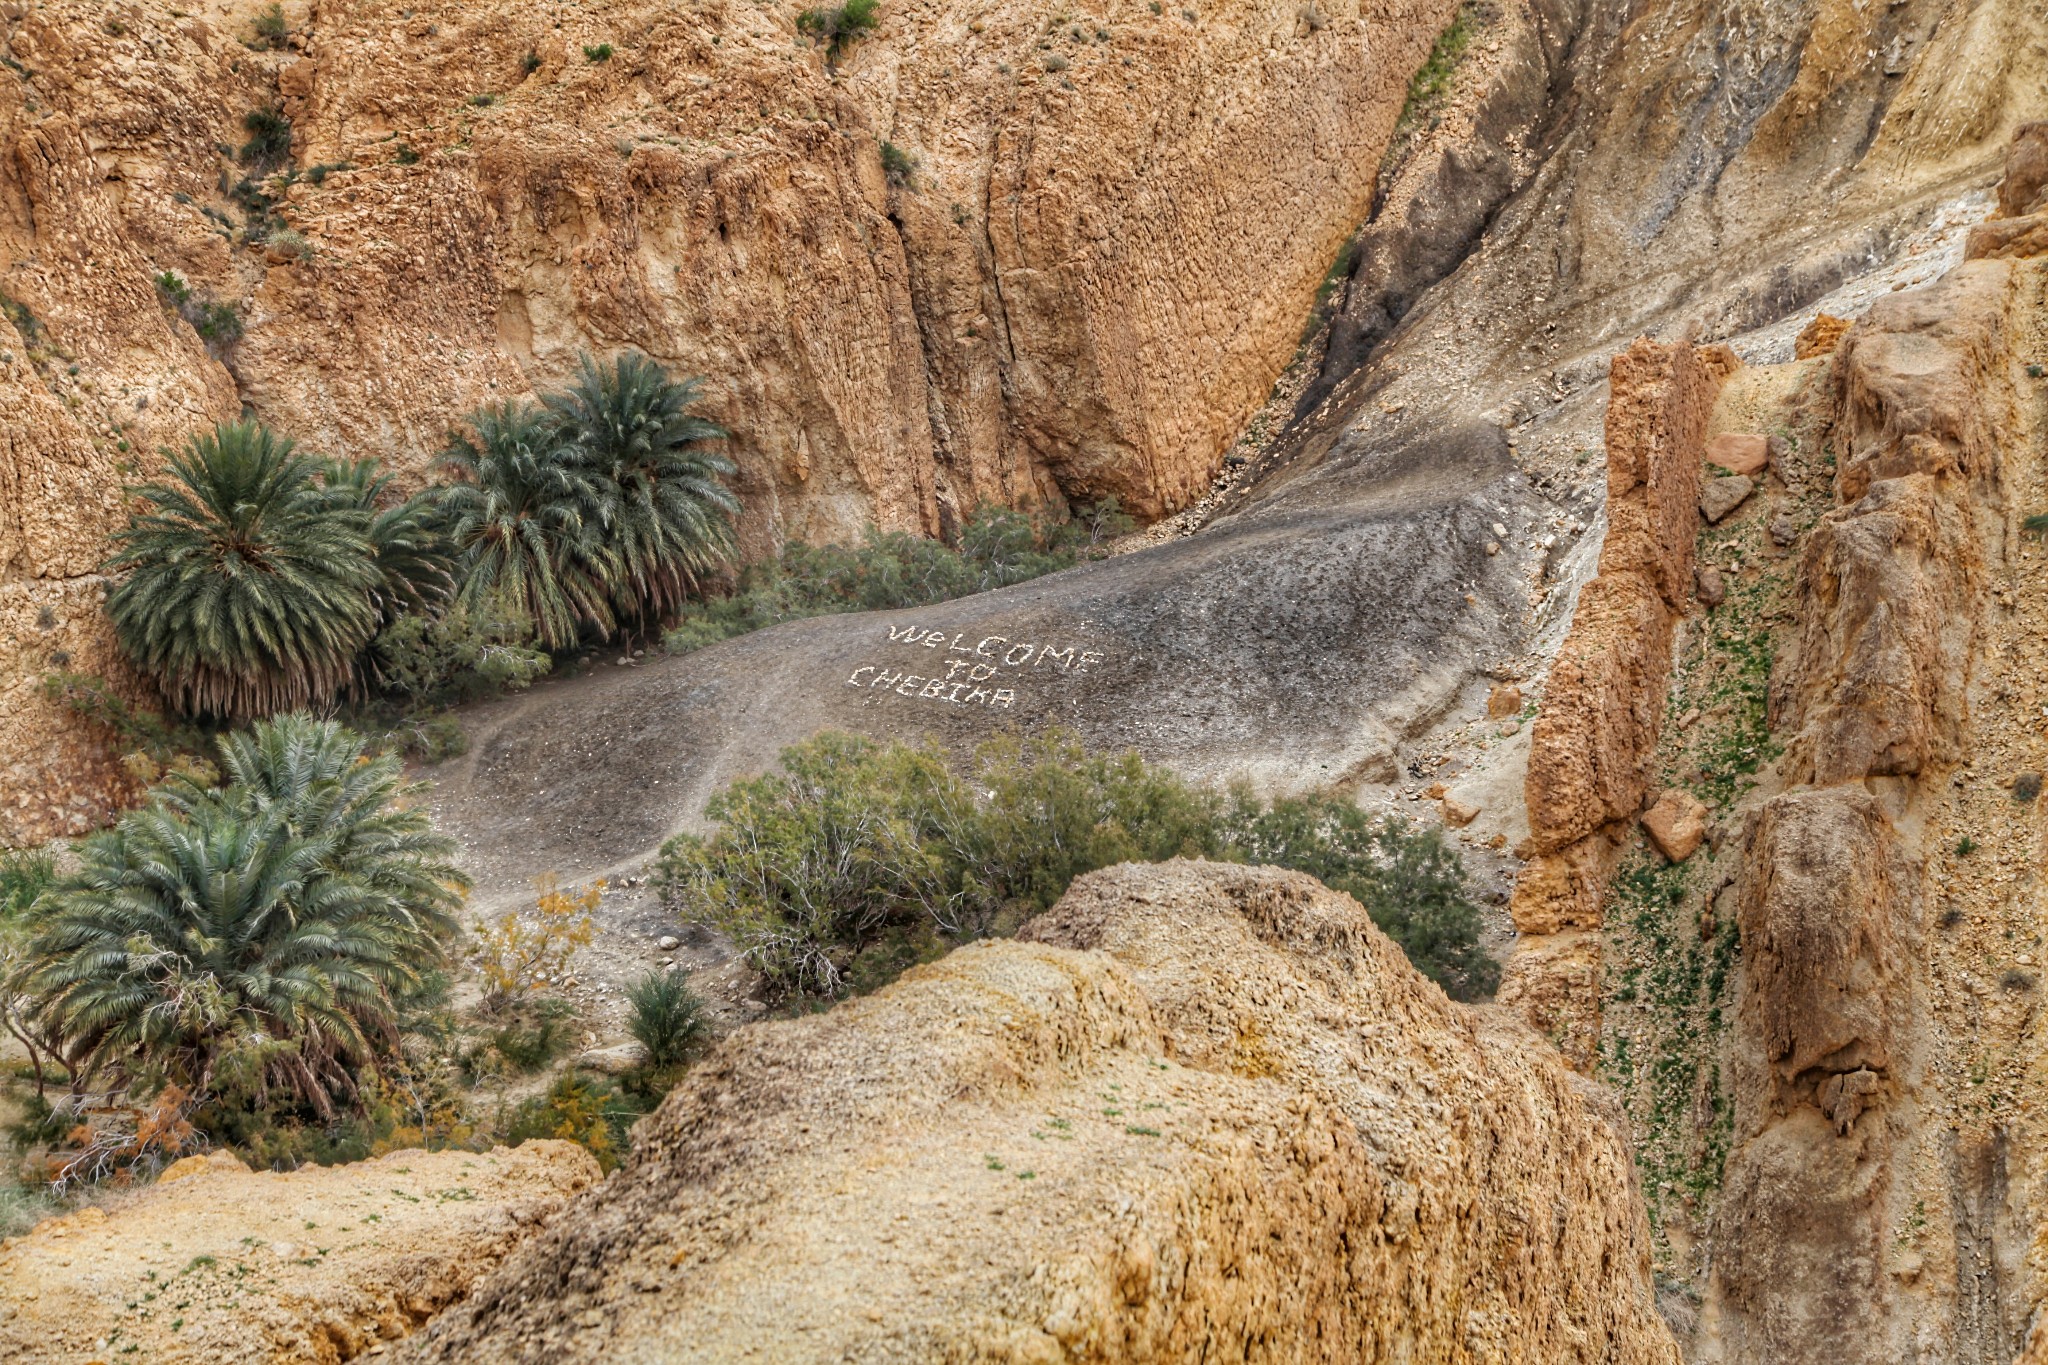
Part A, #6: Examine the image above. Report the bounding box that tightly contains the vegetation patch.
[657,729,1499,1002]
[663,500,1128,656]
[797,0,880,61]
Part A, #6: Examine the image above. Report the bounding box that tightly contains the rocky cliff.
[0,0,1454,842]
[0,1141,599,1363]
[404,861,1677,1363]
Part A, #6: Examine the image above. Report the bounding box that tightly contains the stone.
[1769,512,1797,546]
[1640,788,1708,862]
[576,1042,652,1076]
[1485,683,1523,719]
[1794,313,1852,359]
[657,935,680,951]
[1696,566,1726,608]
[1700,475,1755,523]
[1441,796,1481,827]
[1706,432,1770,476]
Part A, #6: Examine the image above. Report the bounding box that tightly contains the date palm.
[18,716,466,1118]
[318,457,454,621]
[105,420,379,721]
[547,351,739,631]
[436,401,612,650]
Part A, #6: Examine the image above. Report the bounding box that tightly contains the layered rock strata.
[406,861,1679,1363]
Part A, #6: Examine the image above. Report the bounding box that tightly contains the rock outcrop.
[0,0,1456,837]
[0,1142,600,1364]
[1699,158,2048,1359]
[1500,335,1719,1065]
[407,861,1679,1362]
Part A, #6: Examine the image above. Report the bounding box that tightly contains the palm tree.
[18,715,466,1118]
[104,420,379,721]
[317,458,454,622]
[436,401,613,650]
[547,351,739,632]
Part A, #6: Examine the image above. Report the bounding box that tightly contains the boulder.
[1696,565,1726,608]
[1700,474,1755,523]
[1442,795,1481,827]
[1706,432,1771,476]
[1485,682,1524,718]
[1640,788,1708,862]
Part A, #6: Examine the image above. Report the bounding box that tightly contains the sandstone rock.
[0,1143,599,1364]
[1966,121,2048,260]
[1700,474,1755,522]
[576,1041,651,1076]
[1441,795,1481,827]
[411,863,1679,1362]
[1522,573,1673,854]
[1486,682,1524,718]
[1794,312,1852,359]
[1706,431,1771,475]
[1787,474,1977,785]
[1508,837,1622,935]
[1696,565,1726,608]
[157,1150,252,1186]
[1597,338,1717,611]
[1639,788,1707,862]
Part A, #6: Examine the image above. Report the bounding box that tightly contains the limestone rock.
[1794,313,1852,359]
[0,1143,599,1363]
[410,863,1680,1362]
[1706,431,1771,476]
[1441,795,1481,826]
[1700,474,1755,523]
[1597,339,1717,611]
[1486,682,1524,718]
[1770,511,1798,546]
[575,1041,651,1075]
[1640,788,1707,862]
[1965,120,2048,260]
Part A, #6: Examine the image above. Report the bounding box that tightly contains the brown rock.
[1441,795,1481,827]
[1639,788,1707,862]
[1706,431,1771,476]
[1794,312,1852,359]
[1769,511,1798,546]
[414,863,1680,1362]
[0,1143,599,1363]
[1700,474,1755,523]
[1696,565,1726,608]
[1485,682,1524,719]
[1522,573,1673,854]
[1508,838,1622,935]
[1597,338,1718,610]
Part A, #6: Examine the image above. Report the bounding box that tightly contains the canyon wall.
[405,861,1678,1363]
[0,0,1452,843]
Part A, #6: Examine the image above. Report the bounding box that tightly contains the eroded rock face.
[0,0,1453,838]
[406,862,1679,1363]
[0,1142,600,1364]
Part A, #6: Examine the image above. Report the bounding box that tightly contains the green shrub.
[583,42,615,62]
[394,142,421,165]
[238,106,292,168]
[656,731,1495,1003]
[797,0,880,60]
[625,970,706,1068]
[505,1073,646,1170]
[0,848,54,921]
[268,227,314,261]
[522,49,543,74]
[368,598,550,709]
[489,1011,573,1072]
[880,140,915,186]
[250,3,288,49]
[661,501,1120,657]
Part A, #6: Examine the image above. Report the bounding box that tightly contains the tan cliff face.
[403,861,1679,1364]
[0,0,1451,842]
